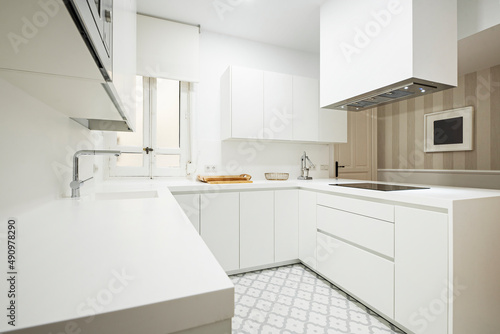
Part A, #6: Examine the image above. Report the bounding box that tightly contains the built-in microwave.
[64,0,113,80]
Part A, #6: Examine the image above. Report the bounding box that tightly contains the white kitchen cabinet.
[173,194,200,233]
[292,76,319,141]
[395,206,448,334]
[221,66,347,143]
[0,0,136,131]
[316,205,394,258]
[317,232,394,318]
[200,192,240,272]
[240,191,275,269]
[275,190,299,262]
[318,108,347,143]
[264,71,293,140]
[298,190,317,269]
[317,193,395,222]
[221,66,264,140]
[112,0,137,130]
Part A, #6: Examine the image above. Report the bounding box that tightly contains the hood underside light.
[330,81,441,112]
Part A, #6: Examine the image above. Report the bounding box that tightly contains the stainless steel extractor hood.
[332,79,454,112]
[320,0,458,112]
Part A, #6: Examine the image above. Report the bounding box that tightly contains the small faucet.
[70,150,121,198]
[297,151,315,180]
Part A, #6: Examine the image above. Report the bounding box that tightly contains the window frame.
[108,77,190,178]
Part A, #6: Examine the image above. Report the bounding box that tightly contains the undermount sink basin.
[94,190,159,201]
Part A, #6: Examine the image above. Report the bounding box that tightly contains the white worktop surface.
[103,177,500,210]
[2,189,233,333]
[4,177,500,333]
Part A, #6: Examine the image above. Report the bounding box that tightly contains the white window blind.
[136,14,200,82]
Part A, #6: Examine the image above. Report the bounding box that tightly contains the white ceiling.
[137,0,326,53]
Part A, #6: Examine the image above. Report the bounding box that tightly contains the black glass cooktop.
[329,183,429,191]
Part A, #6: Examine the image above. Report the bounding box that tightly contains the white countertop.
[5,177,500,333]
[162,178,500,210]
[2,190,233,334]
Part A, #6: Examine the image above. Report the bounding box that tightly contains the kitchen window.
[109,76,190,177]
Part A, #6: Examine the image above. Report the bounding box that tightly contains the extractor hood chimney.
[320,0,457,111]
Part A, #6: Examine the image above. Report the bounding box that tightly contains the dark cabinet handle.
[335,161,345,178]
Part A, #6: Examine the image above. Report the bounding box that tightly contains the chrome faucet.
[297,151,315,180]
[70,150,121,198]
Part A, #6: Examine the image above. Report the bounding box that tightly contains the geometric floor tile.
[230,264,406,334]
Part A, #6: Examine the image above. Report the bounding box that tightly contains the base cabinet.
[240,191,275,268]
[317,232,395,317]
[177,189,300,273]
[298,190,317,269]
[275,190,299,262]
[395,206,448,334]
[200,192,240,272]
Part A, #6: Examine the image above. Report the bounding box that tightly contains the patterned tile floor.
[230,264,406,334]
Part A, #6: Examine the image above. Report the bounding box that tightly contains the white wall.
[458,0,500,39]
[194,31,329,180]
[0,79,97,215]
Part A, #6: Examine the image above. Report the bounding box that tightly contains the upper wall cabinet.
[221,66,347,143]
[0,0,137,132]
[264,71,293,140]
[221,66,264,139]
[293,76,319,141]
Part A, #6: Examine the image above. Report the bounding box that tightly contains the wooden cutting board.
[197,174,253,184]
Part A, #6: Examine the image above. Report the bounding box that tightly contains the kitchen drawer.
[316,232,394,318]
[317,205,394,258]
[317,193,394,222]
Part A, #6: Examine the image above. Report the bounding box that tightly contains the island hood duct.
[320,0,458,112]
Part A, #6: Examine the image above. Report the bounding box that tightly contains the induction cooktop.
[329,183,429,191]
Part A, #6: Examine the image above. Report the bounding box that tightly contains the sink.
[94,190,159,201]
